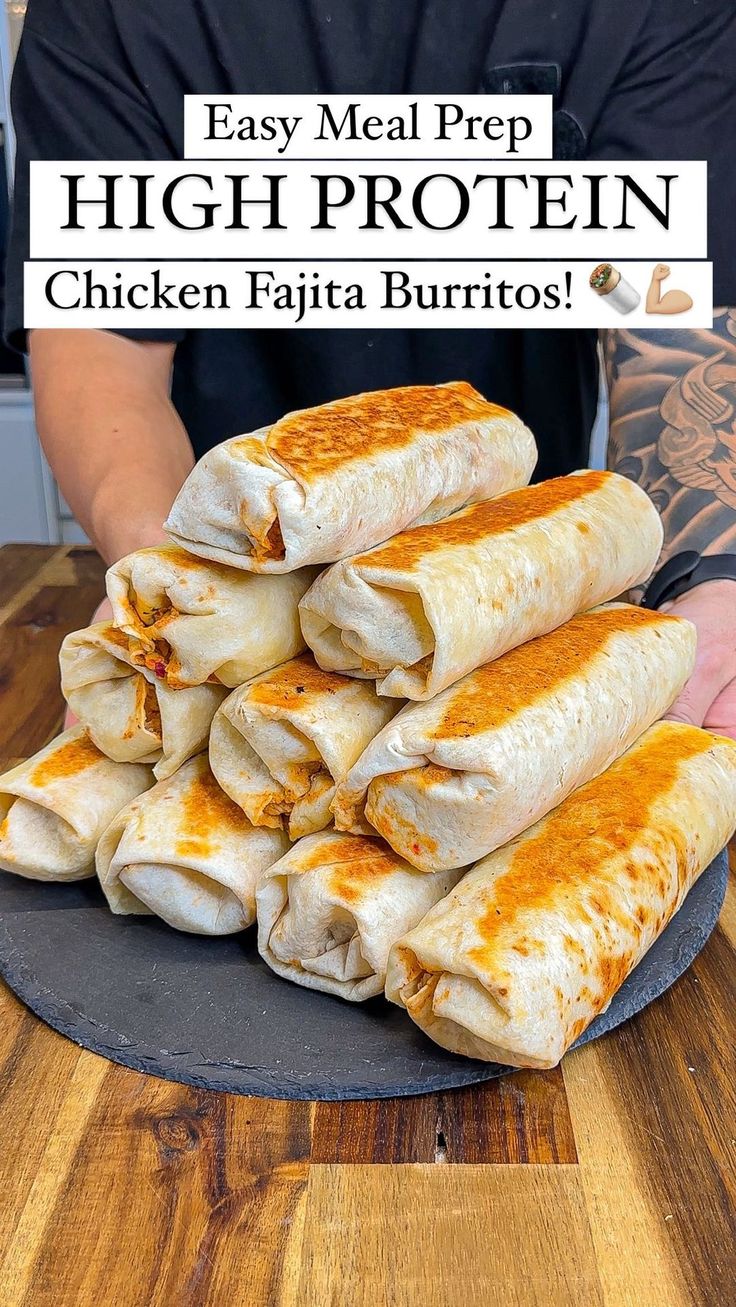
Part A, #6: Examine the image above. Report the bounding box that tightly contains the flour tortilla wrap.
[106,544,316,688]
[386,722,736,1068]
[256,831,463,1000]
[164,382,537,573]
[300,471,663,700]
[96,754,289,934]
[0,728,153,882]
[334,605,695,870]
[60,622,226,780]
[209,654,400,839]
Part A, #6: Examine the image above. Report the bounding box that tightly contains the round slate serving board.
[0,850,727,1101]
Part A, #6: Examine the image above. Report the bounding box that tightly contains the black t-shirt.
[6,0,736,479]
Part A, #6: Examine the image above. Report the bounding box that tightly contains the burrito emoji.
[209,654,401,840]
[60,622,227,780]
[0,728,153,881]
[164,382,536,572]
[589,262,641,314]
[96,755,289,934]
[256,831,463,1000]
[300,470,663,700]
[106,544,315,688]
[386,722,736,1068]
[334,605,695,870]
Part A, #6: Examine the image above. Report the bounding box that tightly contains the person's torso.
[107,0,637,471]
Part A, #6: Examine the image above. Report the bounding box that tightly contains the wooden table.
[0,543,734,1307]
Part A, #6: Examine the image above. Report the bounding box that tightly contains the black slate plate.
[0,850,727,1101]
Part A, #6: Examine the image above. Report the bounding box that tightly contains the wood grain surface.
[0,545,734,1307]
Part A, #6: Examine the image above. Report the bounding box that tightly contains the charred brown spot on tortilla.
[30,733,103,785]
[512,935,545,957]
[228,434,275,463]
[358,471,610,571]
[99,623,131,651]
[430,607,671,740]
[593,954,635,1010]
[247,654,347,709]
[285,833,405,903]
[175,765,251,858]
[467,727,713,976]
[262,382,508,480]
[136,543,234,579]
[175,836,214,859]
[563,934,587,961]
[312,835,407,903]
[567,1017,589,1044]
[296,834,372,873]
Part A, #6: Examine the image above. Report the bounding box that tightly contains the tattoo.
[602,308,736,590]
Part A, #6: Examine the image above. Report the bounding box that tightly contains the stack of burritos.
[3,380,735,1070]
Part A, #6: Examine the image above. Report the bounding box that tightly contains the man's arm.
[30,329,195,565]
[644,264,694,317]
[602,309,736,737]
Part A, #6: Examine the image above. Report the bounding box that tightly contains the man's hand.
[662,580,736,739]
[86,596,114,628]
[30,329,194,565]
[32,328,192,730]
[603,310,736,733]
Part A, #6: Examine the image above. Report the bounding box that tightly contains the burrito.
[589,262,641,314]
[0,728,153,881]
[106,543,315,688]
[386,722,736,1068]
[209,654,401,839]
[256,831,463,1000]
[60,622,227,780]
[164,382,537,572]
[96,754,290,933]
[334,604,695,870]
[300,470,663,700]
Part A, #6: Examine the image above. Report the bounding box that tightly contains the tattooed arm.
[602,308,736,738]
